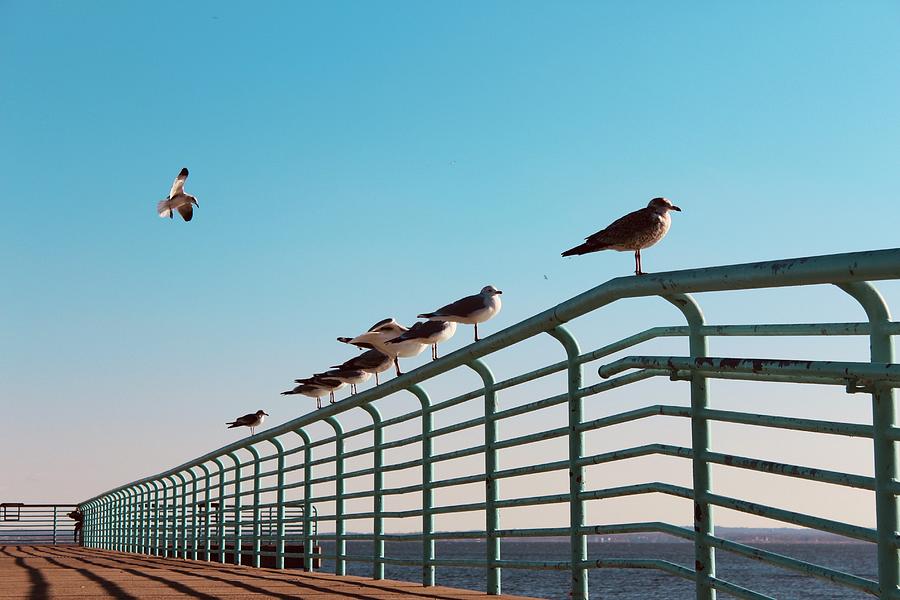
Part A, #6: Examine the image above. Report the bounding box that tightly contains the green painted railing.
[79,248,900,599]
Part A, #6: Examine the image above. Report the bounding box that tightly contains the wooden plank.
[0,546,538,599]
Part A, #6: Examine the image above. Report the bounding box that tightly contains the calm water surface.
[320,540,875,599]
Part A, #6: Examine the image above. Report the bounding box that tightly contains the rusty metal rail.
[78,249,900,599]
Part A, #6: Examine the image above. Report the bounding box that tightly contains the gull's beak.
[496,290,503,294]
[193,199,199,206]
[263,411,269,416]
[671,205,682,212]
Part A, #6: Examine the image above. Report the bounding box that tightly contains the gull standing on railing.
[342,318,427,376]
[561,197,681,275]
[309,368,372,395]
[387,320,457,360]
[417,286,503,342]
[225,410,268,435]
[293,376,346,404]
[281,382,332,409]
[331,348,393,385]
[156,167,199,221]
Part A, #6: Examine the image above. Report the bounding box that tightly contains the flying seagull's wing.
[168,168,189,198]
[157,199,173,218]
[177,203,193,221]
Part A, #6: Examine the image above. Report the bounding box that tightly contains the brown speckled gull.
[562,197,681,275]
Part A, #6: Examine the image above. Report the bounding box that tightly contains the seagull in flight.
[226,410,268,436]
[418,286,503,342]
[157,167,199,221]
[562,197,681,275]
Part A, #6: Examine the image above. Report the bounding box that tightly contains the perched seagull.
[281,382,331,409]
[157,167,199,221]
[388,320,457,360]
[344,318,427,376]
[309,368,372,395]
[418,286,503,342]
[225,410,268,436]
[293,376,346,404]
[561,197,681,275]
[332,349,393,385]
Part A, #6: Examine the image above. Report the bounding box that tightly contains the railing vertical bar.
[162,478,172,557]
[213,458,227,564]
[52,505,58,545]
[410,385,435,586]
[199,464,212,562]
[227,452,242,565]
[326,416,346,576]
[295,428,314,572]
[362,404,385,580]
[269,438,286,569]
[665,293,716,600]
[838,282,899,599]
[151,481,160,556]
[247,446,262,569]
[549,326,587,600]
[175,473,187,559]
[468,359,500,595]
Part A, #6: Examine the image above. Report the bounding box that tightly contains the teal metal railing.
[79,248,900,599]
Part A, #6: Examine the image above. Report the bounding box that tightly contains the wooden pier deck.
[0,546,537,599]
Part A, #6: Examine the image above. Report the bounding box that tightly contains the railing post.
[407,385,435,586]
[138,483,148,554]
[294,428,315,572]
[150,481,161,556]
[362,404,386,581]
[837,282,898,598]
[468,359,501,595]
[174,472,187,558]
[212,457,227,563]
[548,326,587,600]
[665,293,715,600]
[125,487,135,552]
[162,476,174,557]
[198,464,212,561]
[52,505,58,545]
[247,445,263,568]
[268,438,287,569]
[325,416,346,576]
[116,491,126,552]
[187,468,200,560]
[227,452,243,565]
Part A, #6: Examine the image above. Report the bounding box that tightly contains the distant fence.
[0,503,79,545]
[78,249,900,599]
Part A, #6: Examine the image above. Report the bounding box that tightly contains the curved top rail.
[79,247,900,506]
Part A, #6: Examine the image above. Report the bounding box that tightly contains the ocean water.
[319,540,876,599]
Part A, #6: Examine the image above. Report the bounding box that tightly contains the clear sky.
[2,1,900,532]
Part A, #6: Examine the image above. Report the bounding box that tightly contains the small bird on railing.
[342,318,427,376]
[417,286,503,342]
[281,382,331,409]
[561,197,681,275]
[226,410,268,435]
[331,349,393,385]
[308,368,372,395]
[387,320,457,360]
[156,167,199,221]
[292,375,346,404]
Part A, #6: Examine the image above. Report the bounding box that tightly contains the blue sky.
[2,2,899,529]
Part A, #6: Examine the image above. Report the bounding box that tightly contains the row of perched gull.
[281,285,503,409]
[222,194,682,435]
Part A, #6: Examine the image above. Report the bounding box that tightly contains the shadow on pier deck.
[0,546,537,600]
